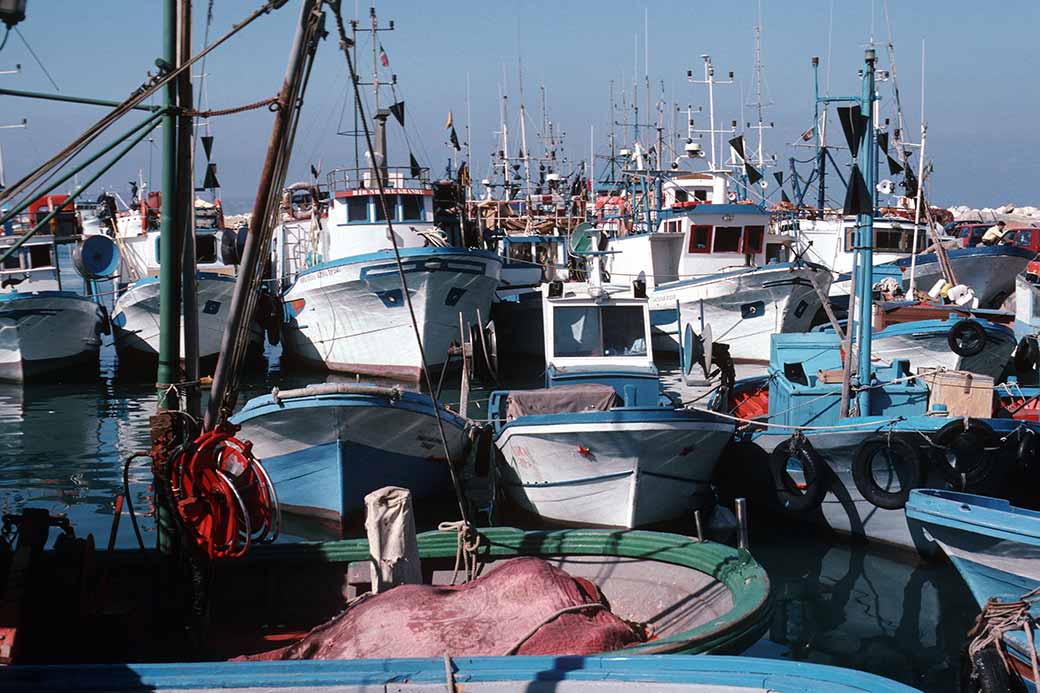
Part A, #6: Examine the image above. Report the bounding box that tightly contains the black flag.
[842,163,872,217]
[773,172,784,187]
[886,154,904,175]
[745,163,763,186]
[877,131,890,154]
[781,190,792,204]
[837,106,868,158]
[201,135,214,160]
[389,101,405,127]
[203,162,220,190]
[449,126,461,151]
[409,152,422,179]
[903,166,919,198]
[457,161,470,188]
[728,135,746,161]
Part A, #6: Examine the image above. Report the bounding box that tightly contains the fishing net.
[236,556,645,660]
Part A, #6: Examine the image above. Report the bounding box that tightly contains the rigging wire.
[14,27,59,91]
[0,26,10,53]
[331,5,470,526]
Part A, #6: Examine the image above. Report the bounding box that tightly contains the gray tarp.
[505,384,620,421]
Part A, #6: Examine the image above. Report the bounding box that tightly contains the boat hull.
[649,263,831,363]
[497,410,732,527]
[0,292,104,383]
[231,388,469,532]
[890,245,1034,308]
[281,248,502,381]
[871,319,1016,379]
[112,273,263,371]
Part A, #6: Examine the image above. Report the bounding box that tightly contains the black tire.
[948,320,987,358]
[851,435,927,509]
[960,644,1015,693]
[1014,336,1039,374]
[768,437,830,514]
[1017,428,1040,472]
[933,419,1000,489]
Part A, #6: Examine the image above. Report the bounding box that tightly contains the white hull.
[281,249,501,381]
[0,293,104,382]
[497,419,732,528]
[112,274,261,366]
[650,265,830,362]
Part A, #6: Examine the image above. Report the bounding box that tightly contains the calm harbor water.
[0,252,975,690]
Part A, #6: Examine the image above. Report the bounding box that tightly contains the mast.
[813,56,827,210]
[855,48,878,416]
[517,62,531,197]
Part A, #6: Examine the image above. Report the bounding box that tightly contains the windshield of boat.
[553,304,647,358]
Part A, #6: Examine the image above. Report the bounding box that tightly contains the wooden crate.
[920,369,994,418]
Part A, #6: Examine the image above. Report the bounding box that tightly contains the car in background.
[950,222,991,247]
[1010,226,1040,254]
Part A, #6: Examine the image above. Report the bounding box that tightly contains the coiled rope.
[967,587,1040,685]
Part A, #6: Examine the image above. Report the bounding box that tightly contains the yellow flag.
[444,111,453,129]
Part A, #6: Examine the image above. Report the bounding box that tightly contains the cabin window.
[2,251,20,270]
[27,245,51,269]
[688,225,711,253]
[601,306,647,357]
[743,226,765,254]
[196,234,217,264]
[665,220,681,234]
[401,195,424,221]
[347,196,369,222]
[694,189,709,201]
[554,306,602,357]
[674,189,689,203]
[374,195,395,221]
[713,226,742,253]
[552,305,647,358]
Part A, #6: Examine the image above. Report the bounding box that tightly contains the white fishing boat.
[0,234,109,382]
[275,163,500,381]
[489,277,734,528]
[109,196,265,371]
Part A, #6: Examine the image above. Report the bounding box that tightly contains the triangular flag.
[409,152,422,179]
[837,106,867,158]
[201,135,214,160]
[745,163,763,186]
[886,154,904,175]
[877,131,890,154]
[449,126,461,151]
[518,148,525,159]
[728,135,746,162]
[389,101,405,127]
[378,44,389,68]
[781,190,792,204]
[800,126,815,142]
[842,163,872,217]
[202,162,220,190]
[457,161,470,187]
[444,111,454,129]
[773,172,784,187]
[903,167,919,198]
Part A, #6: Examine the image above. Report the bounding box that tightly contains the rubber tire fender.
[851,435,927,510]
[1014,335,1039,374]
[768,437,830,515]
[932,418,999,489]
[948,319,987,358]
[959,644,1015,693]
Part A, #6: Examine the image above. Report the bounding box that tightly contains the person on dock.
[981,220,1010,245]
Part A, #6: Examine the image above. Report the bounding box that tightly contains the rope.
[122,451,153,555]
[333,4,471,527]
[689,405,904,433]
[967,587,1040,685]
[437,521,482,585]
[501,603,608,656]
[185,96,279,118]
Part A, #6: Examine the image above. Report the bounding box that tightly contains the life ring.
[932,418,999,489]
[1014,336,1039,374]
[960,644,1011,693]
[851,435,927,510]
[947,319,987,358]
[768,436,830,514]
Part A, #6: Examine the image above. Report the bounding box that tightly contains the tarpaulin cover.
[238,557,644,660]
[505,384,620,421]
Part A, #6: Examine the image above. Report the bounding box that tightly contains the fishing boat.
[0,655,920,692]
[489,272,734,528]
[605,187,831,365]
[906,489,1040,690]
[0,232,110,383]
[109,195,266,373]
[713,48,1040,557]
[230,382,470,534]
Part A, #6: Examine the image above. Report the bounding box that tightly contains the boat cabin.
[785,216,932,277]
[606,204,786,289]
[0,235,65,294]
[500,235,570,285]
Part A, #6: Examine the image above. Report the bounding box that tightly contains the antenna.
[687,55,735,170]
[747,0,775,170]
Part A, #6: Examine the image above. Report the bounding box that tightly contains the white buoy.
[928,278,946,299]
[364,486,422,593]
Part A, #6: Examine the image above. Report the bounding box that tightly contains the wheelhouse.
[0,235,63,293]
[543,284,654,371]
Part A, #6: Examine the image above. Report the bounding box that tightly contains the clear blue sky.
[1,1,1037,212]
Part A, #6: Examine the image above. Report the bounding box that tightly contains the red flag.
[379,44,389,68]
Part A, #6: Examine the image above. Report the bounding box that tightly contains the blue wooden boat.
[230,383,470,534]
[489,281,734,528]
[906,489,1040,691]
[0,654,920,692]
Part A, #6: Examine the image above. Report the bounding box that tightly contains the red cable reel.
[170,425,280,559]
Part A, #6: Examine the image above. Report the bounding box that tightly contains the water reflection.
[747,525,974,692]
